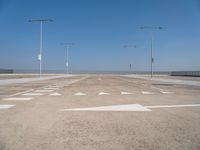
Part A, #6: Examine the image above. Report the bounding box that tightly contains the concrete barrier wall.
[171,71,200,77]
[0,69,14,74]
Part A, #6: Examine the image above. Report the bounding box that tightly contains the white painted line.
[23,93,44,96]
[160,91,173,94]
[146,104,200,109]
[9,89,34,97]
[98,78,102,81]
[49,93,61,96]
[142,91,153,95]
[0,105,15,109]
[44,87,59,90]
[151,86,163,91]
[35,90,54,93]
[98,92,110,95]
[121,91,132,95]
[61,104,151,112]
[3,97,33,101]
[74,92,86,96]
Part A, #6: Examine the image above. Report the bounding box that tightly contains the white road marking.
[98,92,110,95]
[142,91,153,95]
[61,103,200,112]
[98,78,102,81]
[9,89,34,97]
[160,91,173,94]
[3,97,33,101]
[23,93,44,96]
[121,91,132,95]
[146,104,200,109]
[151,86,163,91]
[49,93,61,96]
[44,87,59,90]
[35,90,54,93]
[61,104,151,112]
[74,92,86,96]
[0,105,15,109]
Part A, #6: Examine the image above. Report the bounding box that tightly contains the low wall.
[0,69,14,74]
[171,71,200,77]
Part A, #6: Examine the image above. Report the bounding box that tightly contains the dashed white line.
[74,92,86,96]
[35,90,54,93]
[98,92,110,95]
[9,89,34,97]
[142,91,153,95]
[121,91,132,95]
[23,93,44,96]
[160,91,173,94]
[3,97,33,101]
[0,105,15,109]
[49,93,61,96]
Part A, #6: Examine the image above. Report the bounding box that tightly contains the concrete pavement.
[0,75,200,150]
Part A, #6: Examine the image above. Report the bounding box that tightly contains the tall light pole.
[28,19,53,77]
[124,44,136,71]
[61,43,75,74]
[140,26,163,78]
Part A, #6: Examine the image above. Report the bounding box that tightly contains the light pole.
[61,43,75,74]
[140,26,163,78]
[124,44,136,71]
[28,19,53,77]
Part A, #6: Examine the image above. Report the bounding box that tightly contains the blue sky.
[0,0,200,72]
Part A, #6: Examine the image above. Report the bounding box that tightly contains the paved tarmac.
[0,75,200,150]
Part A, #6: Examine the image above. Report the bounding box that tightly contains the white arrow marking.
[74,92,86,96]
[98,92,110,95]
[4,97,33,101]
[49,93,61,96]
[146,104,200,109]
[0,105,15,109]
[61,104,151,112]
[142,91,153,95]
[121,91,132,95]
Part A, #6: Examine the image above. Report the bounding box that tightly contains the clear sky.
[0,0,200,72]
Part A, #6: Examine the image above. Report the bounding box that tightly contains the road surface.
[0,75,200,150]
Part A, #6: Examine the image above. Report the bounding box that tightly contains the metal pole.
[66,45,69,74]
[151,35,153,78]
[39,21,43,78]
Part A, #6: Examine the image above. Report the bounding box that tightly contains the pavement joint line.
[0,104,15,109]
[3,97,33,101]
[44,87,59,90]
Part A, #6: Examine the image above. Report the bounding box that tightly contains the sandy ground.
[0,75,200,150]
